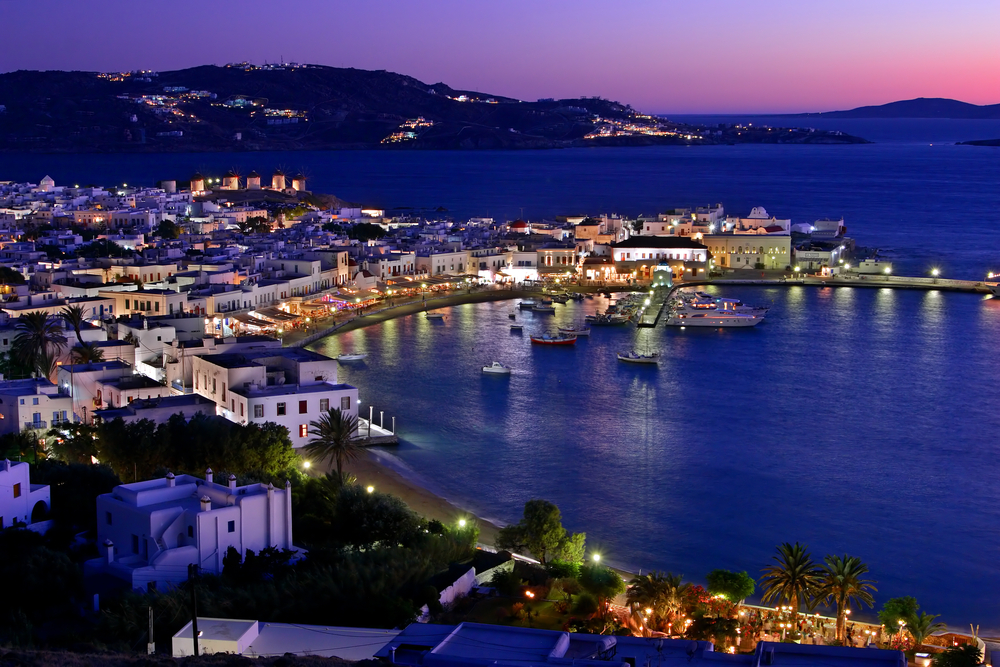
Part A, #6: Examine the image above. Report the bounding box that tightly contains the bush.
[933,644,981,667]
[490,568,524,597]
[573,592,599,616]
[546,559,581,580]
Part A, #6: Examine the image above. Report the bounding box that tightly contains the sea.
[1,116,998,629]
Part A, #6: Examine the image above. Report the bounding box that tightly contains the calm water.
[2,118,999,627]
[313,289,1000,630]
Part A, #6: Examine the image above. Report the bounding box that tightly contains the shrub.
[573,592,599,616]
[546,559,581,580]
[490,568,524,597]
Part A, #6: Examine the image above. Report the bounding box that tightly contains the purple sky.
[3,0,998,113]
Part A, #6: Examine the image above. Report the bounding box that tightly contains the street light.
[366,485,375,493]
[591,553,601,563]
[302,461,311,469]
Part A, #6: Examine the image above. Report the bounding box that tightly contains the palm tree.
[71,342,105,364]
[12,311,67,379]
[907,611,946,652]
[627,571,689,633]
[760,542,822,619]
[818,554,877,642]
[61,305,86,346]
[303,407,360,480]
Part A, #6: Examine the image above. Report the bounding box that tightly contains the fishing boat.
[337,353,368,362]
[532,303,556,313]
[426,312,445,320]
[482,361,512,375]
[510,324,523,331]
[530,333,577,345]
[508,312,517,319]
[518,300,537,310]
[558,326,591,336]
[550,294,570,304]
[618,350,660,365]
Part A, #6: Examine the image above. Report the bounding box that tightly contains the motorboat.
[532,303,556,313]
[482,361,512,375]
[337,353,368,362]
[589,314,630,326]
[558,326,591,336]
[550,294,570,304]
[510,324,523,331]
[518,300,537,310]
[617,351,660,364]
[530,333,577,345]
[509,312,517,319]
[666,311,763,327]
[426,312,445,320]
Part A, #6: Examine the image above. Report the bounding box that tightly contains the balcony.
[23,421,46,430]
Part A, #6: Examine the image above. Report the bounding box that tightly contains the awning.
[255,307,298,322]
[232,313,275,327]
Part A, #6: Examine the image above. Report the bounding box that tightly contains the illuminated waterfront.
[312,287,1000,630]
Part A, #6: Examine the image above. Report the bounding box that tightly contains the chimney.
[200,495,211,512]
[104,539,115,564]
[205,467,213,483]
[166,471,175,487]
[228,474,237,491]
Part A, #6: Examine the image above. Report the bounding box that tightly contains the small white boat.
[482,361,511,375]
[337,353,368,362]
[426,312,445,320]
[618,351,660,364]
[558,326,591,336]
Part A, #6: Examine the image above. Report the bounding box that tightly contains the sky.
[2,0,998,114]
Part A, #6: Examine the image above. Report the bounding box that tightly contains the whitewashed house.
[85,470,295,590]
[0,459,51,530]
[191,348,358,446]
[0,378,74,435]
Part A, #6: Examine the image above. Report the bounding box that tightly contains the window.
[254,404,263,419]
[125,299,130,309]
[227,520,235,533]
[106,511,113,525]
[212,378,217,394]
[131,534,139,554]
[299,424,308,438]
[299,400,307,414]
[53,411,60,424]
[12,483,20,499]
[277,402,286,416]
[320,398,329,412]
[231,399,235,412]
[341,396,351,410]
[239,403,244,417]
[154,302,159,312]
[32,397,38,405]
[222,383,226,401]
[195,374,199,390]
[188,526,194,538]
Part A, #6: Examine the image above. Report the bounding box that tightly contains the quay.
[355,416,399,446]
[679,273,996,294]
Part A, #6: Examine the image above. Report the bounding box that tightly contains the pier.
[635,287,673,327]
[355,415,399,447]
[680,273,995,294]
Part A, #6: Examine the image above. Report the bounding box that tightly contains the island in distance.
[0,63,867,153]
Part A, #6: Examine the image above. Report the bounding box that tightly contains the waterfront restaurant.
[611,236,709,280]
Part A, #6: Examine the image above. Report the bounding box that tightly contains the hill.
[0,64,866,152]
[806,97,1000,119]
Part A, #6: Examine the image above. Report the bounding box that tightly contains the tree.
[879,596,919,632]
[495,499,585,565]
[333,484,422,550]
[817,554,877,642]
[0,266,26,284]
[60,304,86,346]
[238,216,271,235]
[12,311,67,378]
[155,219,181,239]
[46,422,100,464]
[759,542,821,618]
[627,571,689,632]
[347,222,386,242]
[303,408,360,481]
[907,611,946,652]
[71,341,105,364]
[706,569,755,604]
[580,564,626,622]
[933,644,982,667]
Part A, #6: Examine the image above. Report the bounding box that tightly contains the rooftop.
[232,381,353,398]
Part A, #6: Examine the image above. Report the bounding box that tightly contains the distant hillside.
[0,64,867,152]
[807,97,1000,119]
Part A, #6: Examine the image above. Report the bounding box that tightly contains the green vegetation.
[907,611,947,650]
[759,541,822,617]
[0,266,26,284]
[238,216,271,235]
[706,568,755,604]
[303,407,360,481]
[933,644,982,667]
[495,499,585,564]
[12,311,67,379]
[347,222,387,242]
[818,554,877,642]
[154,219,180,239]
[879,596,920,631]
[627,571,689,633]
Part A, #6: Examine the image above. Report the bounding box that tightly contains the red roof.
[763,225,785,233]
[509,220,529,228]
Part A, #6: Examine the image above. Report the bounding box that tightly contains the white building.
[0,378,74,435]
[191,348,358,447]
[85,470,296,590]
[57,360,171,424]
[0,459,51,530]
[724,206,791,235]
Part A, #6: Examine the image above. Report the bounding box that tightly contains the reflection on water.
[310,288,1000,630]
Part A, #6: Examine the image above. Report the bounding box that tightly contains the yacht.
[666,310,763,327]
[482,361,512,375]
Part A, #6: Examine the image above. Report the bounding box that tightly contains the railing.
[24,421,46,430]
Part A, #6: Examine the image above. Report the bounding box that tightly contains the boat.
[530,333,577,345]
[508,312,517,319]
[510,324,523,331]
[426,312,445,320]
[337,353,368,362]
[617,351,660,365]
[482,361,512,375]
[551,294,570,304]
[558,326,591,336]
[990,284,1000,297]
[589,314,630,326]
[665,311,763,327]
[518,300,537,310]
[570,293,585,301]
[532,304,556,313]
